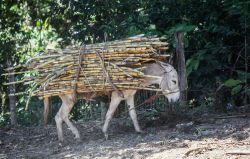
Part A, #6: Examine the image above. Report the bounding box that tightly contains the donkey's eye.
[172,80,177,84]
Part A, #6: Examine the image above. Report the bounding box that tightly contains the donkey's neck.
[143,63,166,76]
[142,63,165,85]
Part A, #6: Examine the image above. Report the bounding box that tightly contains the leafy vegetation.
[0,0,249,126]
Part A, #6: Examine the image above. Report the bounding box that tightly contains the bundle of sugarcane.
[3,35,170,98]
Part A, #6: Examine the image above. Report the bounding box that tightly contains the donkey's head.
[143,62,180,102]
[158,62,180,102]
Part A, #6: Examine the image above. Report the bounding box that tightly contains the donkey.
[52,62,180,141]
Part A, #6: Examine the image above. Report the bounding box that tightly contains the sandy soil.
[1,114,250,159]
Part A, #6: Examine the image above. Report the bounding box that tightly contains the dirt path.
[1,115,250,159]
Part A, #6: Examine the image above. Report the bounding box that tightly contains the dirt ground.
[1,114,250,159]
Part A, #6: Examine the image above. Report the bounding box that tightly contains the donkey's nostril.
[172,80,176,84]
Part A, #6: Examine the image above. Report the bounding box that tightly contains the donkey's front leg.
[102,92,122,139]
[55,111,64,141]
[125,90,143,133]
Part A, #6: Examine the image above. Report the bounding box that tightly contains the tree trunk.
[0,89,6,116]
[7,60,17,126]
[175,32,188,102]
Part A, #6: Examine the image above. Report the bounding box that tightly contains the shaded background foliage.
[0,0,249,126]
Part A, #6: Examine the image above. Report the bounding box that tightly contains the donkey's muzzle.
[164,90,180,102]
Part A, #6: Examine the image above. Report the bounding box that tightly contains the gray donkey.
[46,61,180,141]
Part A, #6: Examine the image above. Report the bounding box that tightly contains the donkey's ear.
[165,65,173,72]
[160,75,168,90]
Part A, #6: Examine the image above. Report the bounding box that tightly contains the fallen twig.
[185,147,212,156]
[226,151,250,155]
[215,114,247,119]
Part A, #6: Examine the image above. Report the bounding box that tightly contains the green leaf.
[186,56,200,76]
[36,20,41,27]
[44,18,50,29]
[224,79,242,87]
[236,70,250,81]
[231,85,242,95]
[169,23,196,33]
[194,59,200,70]
[10,5,18,12]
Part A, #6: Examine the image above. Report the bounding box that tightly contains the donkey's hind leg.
[55,94,80,141]
[43,96,50,125]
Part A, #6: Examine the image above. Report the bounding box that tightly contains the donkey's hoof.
[104,133,109,140]
[58,137,64,142]
[75,133,81,139]
[58,140,66,146]
[136,130,145,134]
[75,137,81,142]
